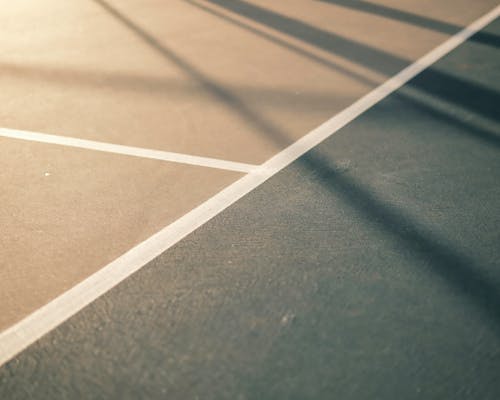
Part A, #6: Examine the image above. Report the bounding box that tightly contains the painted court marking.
[1,4,499,368]
[0,127,257,173]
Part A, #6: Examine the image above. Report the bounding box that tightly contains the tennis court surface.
[1,1,500,398]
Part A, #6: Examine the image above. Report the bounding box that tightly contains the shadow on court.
[0,62,358,111]
[299,148,500,333]
[317,0,500,48]
[189,0,500,147]
[3,0,499,148]
[200,0,500,122]
[87,0,500,333]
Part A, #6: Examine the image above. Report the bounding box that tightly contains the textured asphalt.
[1,17,500,400]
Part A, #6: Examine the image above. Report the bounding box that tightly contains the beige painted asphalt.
[0,137,240,330]
[0,0,498,332]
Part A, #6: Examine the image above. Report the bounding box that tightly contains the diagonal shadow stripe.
[202,0,500,122]
[318,0,500,48]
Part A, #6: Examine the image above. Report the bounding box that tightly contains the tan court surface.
[0,137,241,330]
[0,0,498,337]
[2,0,497,163]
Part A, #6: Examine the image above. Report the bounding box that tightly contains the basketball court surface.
[1,1,500,398]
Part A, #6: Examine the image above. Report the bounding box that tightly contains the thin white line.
[1,4,498,368]
[0,127,257,173]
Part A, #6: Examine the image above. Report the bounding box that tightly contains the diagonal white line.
[1,4,499,368]
[0,127,257,173]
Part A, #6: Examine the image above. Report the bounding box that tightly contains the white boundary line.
[0,127,257,173]
[1,4,499,368]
